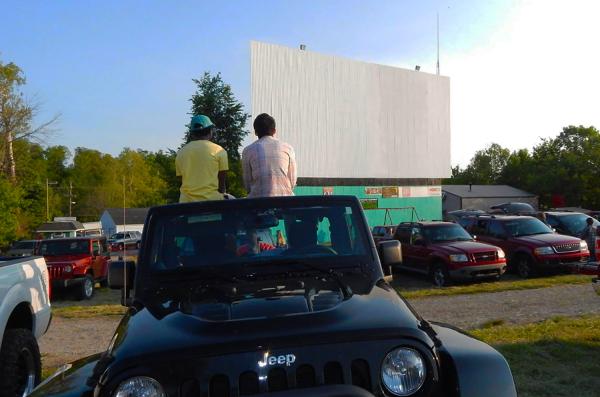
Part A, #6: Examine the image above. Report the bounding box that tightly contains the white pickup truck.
[0,256,51,396]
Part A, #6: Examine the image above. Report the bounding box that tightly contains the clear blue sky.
[6,1,595,166]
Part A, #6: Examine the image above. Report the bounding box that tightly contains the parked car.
[444,209,486,222]
[371,225,397,244]
[5,239,40,257]
[37,237,110,300]
[390,221,507,286]
[0,256,51,396]
[32,196,517,397]
[462,215,589,278]
[108,231,142,253]
[544,211,600,262]
[489,202,536,215]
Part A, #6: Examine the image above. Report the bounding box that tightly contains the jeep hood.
[514,233,580,245]
[436,241,498,254]
[106,284,427,363]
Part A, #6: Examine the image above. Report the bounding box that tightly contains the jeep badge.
[258,352,296,367]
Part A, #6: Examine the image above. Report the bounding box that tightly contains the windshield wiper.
[159,265,240,284]
[246,259,353,298]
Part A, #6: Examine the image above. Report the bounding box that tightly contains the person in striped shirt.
[242,113,297,198]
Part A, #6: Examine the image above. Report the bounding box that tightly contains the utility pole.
[68,180,73,217]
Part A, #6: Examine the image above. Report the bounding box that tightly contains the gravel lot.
[40,281,600,369]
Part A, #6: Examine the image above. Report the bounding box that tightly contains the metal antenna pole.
[122,177,127,297]
[69,180,73,217]
[46,178,49,221]
[436,12,440,75]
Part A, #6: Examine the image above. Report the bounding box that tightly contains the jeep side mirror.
[378,240,402,282]
[109,261,135,290]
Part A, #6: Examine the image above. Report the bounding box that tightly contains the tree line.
[1,58,249,248]
[447,125,600,210]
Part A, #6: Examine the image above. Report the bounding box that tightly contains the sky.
[1,0,599,167]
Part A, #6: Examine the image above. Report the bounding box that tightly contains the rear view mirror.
[249,213,279,229]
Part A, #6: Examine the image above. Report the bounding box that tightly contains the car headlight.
[114,376,166,397]
[449,254,468,262]
[534,246,554,255]
[497,249,506,259]
[381,347,426,396]
[580,240,588,251]
[63,265,73,272]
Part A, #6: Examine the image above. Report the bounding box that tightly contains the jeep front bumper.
[449,263,507,280]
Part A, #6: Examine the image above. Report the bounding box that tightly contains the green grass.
[396,274,593,299]
[53,304,126,318]
[472,315,600,397]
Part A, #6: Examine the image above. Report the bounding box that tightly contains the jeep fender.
[28,353,100,397]
[432,323,517,397]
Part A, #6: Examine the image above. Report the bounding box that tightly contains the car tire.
[516,255,534,278]
[78,274,95,300]
[0,328,41,397]
[430,263,451,287]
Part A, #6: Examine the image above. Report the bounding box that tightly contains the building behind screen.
[250,41,451,226]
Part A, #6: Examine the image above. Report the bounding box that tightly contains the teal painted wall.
[294,186,442,227]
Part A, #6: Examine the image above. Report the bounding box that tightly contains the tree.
[0,59,59,182]
[189,72,249,159]
[446,143,510,185]
[117,149,167,207]
[0,175,19,248]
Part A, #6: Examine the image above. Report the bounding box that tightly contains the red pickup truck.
[37,237,110,300]
[462,215,589,278]
[389,221,507,286]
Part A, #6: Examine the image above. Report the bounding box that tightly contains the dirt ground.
[40,277,600,370]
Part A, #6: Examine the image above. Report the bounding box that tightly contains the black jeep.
[32,196,516,397]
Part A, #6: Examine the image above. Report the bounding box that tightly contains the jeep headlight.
[580,240,588,251]
[449,254,468,262]
[63,265,73,272]
[534,246,554,255]
[114,376,165,397]
[381,347,426,396]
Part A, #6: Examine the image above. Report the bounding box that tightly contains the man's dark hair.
[190,126,213,139]
[253,113,276,138]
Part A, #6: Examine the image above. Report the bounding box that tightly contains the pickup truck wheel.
[78,275,94,300]
[0,329,41,397]
[430,263,451,287]
[516,255,534,278]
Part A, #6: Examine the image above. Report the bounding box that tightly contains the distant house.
[442,185,538,214]
[36,219,85,239]
[100,208,149,236]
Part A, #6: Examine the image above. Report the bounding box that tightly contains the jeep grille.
[204,359,371,397]
[48,265,64,279]
[553,242,580,253]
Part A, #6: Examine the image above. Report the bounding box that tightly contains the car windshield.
[148,203,368,271]
[507,203,535,212]
[39,240,89,255]
[503,218,552,237]
[559,214,600,235]
[111,233,125,240]
[11,241,34,249]
[422,224,473,242]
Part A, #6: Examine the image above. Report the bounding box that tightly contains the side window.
[410,227,424,244]
[473,219,489,235]
[92,240,100,255]
[546,216,559,228]
[488,221,506,238]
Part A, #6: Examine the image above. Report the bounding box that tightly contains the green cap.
[190,115,215,132]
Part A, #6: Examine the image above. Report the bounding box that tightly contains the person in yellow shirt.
[176,115,228,202]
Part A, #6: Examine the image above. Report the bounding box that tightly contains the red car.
[390,221,507,286]
[462,215,589,278]
[37,237,110,300]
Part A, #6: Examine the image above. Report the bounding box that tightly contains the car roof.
[463,214,537,221]
[544,211,588,217]
[397,221,456,227]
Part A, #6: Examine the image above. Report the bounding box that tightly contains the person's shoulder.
[207,140,227,152]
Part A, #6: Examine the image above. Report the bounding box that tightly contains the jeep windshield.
[503,218,553,237]
[147,203,368,272]
[39,240,89,255]
[422,224,473,242]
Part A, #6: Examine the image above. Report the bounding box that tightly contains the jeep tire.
[78,274,95,300]
[430,263,451,287]
[0,328,41,397]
